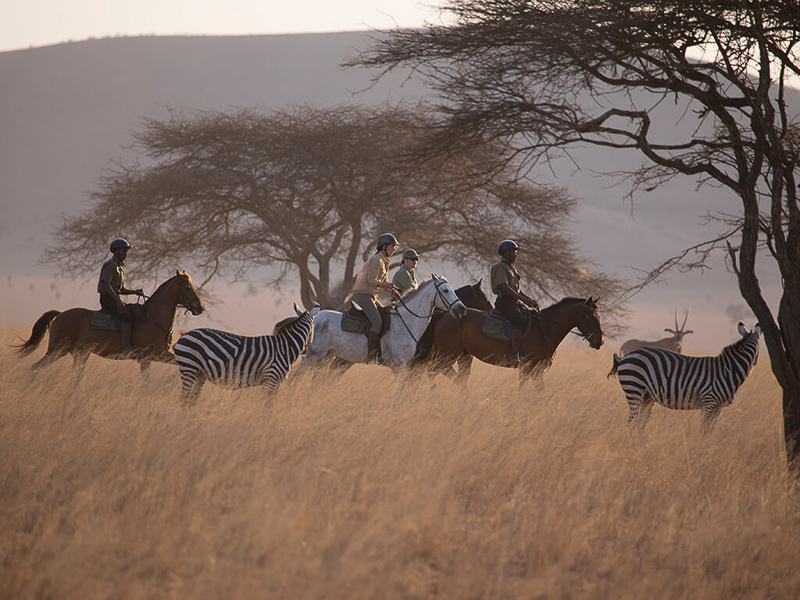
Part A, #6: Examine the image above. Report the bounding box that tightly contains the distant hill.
[0,33,783,351]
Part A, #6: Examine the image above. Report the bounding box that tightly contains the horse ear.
[477,278,483,287]
[176,269,180,276]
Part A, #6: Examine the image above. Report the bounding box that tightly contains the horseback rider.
[392,248,420,294]
[98,238,144,354]
[353,233,402,363]
[490,239,539,364]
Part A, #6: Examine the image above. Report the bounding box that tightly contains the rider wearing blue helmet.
[98,238,144,353]
[490,239,538,364]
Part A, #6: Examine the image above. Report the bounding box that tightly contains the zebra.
[173,303,320,405]
[607,321,761,432]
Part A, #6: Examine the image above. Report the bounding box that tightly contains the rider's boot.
[120,321,134,357]
[366,332,383,365]
[509,329,524,365]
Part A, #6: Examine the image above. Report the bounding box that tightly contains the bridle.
[392,277,462,344]
[536,301,602,349]
[136,275,202,351]
[141,276,201,314]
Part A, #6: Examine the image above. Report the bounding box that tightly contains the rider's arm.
[120,286,144,296]
[498,283,536,308]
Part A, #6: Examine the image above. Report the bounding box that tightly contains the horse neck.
[144,279,179,325]
[540,301,583,348]
[396,282,437,336]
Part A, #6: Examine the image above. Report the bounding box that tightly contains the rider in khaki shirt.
[97,238,144,354]
[490,239,538,365]
[353,233,401,363]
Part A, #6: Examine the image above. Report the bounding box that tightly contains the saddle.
[340,302,392,337]
[90,303,144,332]
[482,308,533,341]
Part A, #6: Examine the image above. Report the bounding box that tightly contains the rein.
[136,283,199,351]
[391,279,457,344]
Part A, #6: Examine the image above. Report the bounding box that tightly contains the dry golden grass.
[1,326,798,599]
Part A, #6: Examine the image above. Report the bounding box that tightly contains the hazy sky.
[0,0,443,53]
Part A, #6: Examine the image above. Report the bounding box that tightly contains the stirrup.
[509,352,524,366]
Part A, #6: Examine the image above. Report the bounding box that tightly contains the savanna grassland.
[1,327,798,600]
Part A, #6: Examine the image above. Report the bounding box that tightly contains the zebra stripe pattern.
[173,304,320,403]
[608,321,761,431]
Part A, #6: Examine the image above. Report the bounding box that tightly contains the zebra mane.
[720,331,755,357]
[272,314,301,336]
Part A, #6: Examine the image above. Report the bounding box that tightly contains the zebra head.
[733,321,762,366]
[293,303,321,353]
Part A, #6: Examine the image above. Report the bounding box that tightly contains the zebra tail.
[607,353,620,379]
[15,310,60,356]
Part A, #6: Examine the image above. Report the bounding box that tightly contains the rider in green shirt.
[490,239,538,364]
[392,248,420,294]
[97,238,144,354]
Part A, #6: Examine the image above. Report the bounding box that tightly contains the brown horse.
[16,270,204,374]
[432,297,604,388]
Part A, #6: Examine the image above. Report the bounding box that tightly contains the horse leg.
[328,356,353,376]
[139,360,152,383]
[455,354,473,387]
[31,346,67,371]
[71,350,90,382]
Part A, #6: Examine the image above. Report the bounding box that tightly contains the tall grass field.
[1,326,798,599]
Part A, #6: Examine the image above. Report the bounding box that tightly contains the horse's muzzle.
[450,301,468,318]
[189,300,205,316]
[588,333,604,350]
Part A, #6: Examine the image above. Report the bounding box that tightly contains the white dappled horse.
[304,274,467,367]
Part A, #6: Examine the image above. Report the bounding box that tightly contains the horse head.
[577,296,604,349]
[174,270,205,315]
[431,274,468,317]
[468,278,493,311]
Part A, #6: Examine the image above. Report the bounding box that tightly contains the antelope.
[619,309,693,356]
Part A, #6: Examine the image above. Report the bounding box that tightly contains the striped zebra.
[173,303,320,404]
[607,322,761,432]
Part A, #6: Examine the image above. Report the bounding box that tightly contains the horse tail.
[606,353,620,379]
[16,310,60,356]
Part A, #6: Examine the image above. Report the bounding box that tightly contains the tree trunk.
[783,387,800,470]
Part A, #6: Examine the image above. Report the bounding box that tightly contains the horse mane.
[148,272,182,298]
[397,277,437,303]
[541,297,587,314]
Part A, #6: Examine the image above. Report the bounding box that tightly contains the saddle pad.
[341,304,391,336]
[482,312,512,341]
[90,311,121,332]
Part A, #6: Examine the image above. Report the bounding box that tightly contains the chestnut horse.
[16,270,204,375]
[432,297,604,388]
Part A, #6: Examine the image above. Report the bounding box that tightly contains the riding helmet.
[376,233,398,250]
[402,248,420,260]
[497,239,519,255]
[110,238,133,252]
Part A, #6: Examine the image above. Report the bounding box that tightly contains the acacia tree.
[352,1,800,465]
[51,103,621,312]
